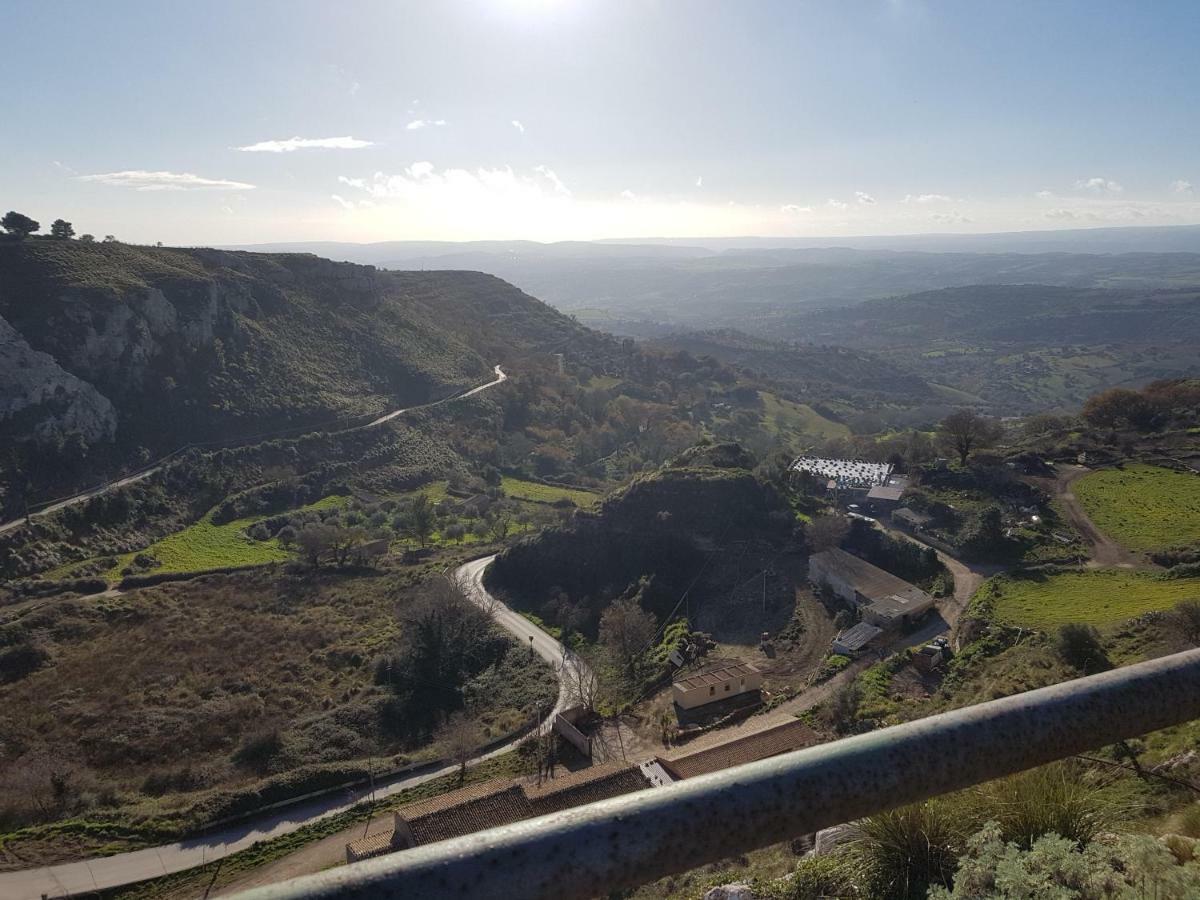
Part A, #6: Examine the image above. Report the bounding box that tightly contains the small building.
[893,507,932,530]
[912,643,947,672]
[672,662,763,711]
[657,719,818,781]
[809,548,935,629]
[865,484,905,513]
[832,622,884,655]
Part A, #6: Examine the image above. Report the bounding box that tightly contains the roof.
[523,762,652,814]
[833,622,884,651]
[894,507,932,525]
[809,548,922,602]
[658,719,818,780]
[865,588,935,621]
[791,457,892,488]
[866,485,905,502]
[673,662,760,692]
[398,779,533,846]
[345,830,395,862]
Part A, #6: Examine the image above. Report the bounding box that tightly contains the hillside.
[485,443,794,638]
[0,241,615,502]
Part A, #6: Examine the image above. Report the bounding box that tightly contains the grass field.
[989,570,1200,629]
[1074,464,1200,552]
[759,391,850,442]
[500,476,600,508]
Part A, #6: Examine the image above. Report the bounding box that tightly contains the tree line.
[2,209,115,243]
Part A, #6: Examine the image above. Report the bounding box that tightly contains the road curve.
[0,366,507,535]
[0,551,574,900]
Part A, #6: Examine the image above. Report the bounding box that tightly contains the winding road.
[0,551,581,900]
[0,366,507,536]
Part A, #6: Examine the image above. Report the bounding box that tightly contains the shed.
[672,662,763,711]
[893,507,932,530]
[832,622,884,655]
[809,548,935,628]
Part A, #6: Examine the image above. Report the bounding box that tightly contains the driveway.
[0,552,568,900]
[1029,464,1144,569]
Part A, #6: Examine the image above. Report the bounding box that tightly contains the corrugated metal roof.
[833,622,883,651]
[809,548,922,601]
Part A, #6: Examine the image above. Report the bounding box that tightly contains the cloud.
[349,81,361,97]
[511,120,525,134]
[1171,179,1194,194]
[1044,207,1096,221]
[930,211,973,224]
[406,119,446,130]
[780,204,813,214]
[1073,176,1122,193]
[237,136,374,153]
[902,193,952,204]
[619,189,637,200]
[533,165,571,197]
[52,160,78,176]
[855,191,876,205]
[331,193,374,210]
[826,198,848,209]
[1035,190,1055,199]
[78,170,255,191]
[696,176,703,188]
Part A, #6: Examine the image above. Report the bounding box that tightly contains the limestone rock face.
[0,314,117,444]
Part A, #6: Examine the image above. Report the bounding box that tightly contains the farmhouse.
[672,662,763,711]
[809,548,935,629]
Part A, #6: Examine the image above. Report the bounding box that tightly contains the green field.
[500,476,600,508]
[759,391,850,441]
[1074,464,1200,552]
[989,570,1200,629]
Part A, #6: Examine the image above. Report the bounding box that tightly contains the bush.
[1055,624,1111,675]
[0,642,50,683]
[232,729,284,774]
[851,800,965,899]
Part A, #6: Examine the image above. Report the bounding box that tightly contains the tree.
[79,233,95,243]
[806,515,850,553]
[407,494,435,548]
[561,650,601,713]
[599,599,656,675]
[296,524,337,568]
[329,526,366,567]
[49,219,74,240]
[437,711,482,785]
[1,211,39,239]
[938,409,1003,466]
[102,234,117,243]
[1081,387,1157,431]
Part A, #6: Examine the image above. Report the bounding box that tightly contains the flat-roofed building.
[672,662,763,711]
[832,621,884,655]
[657,719,818,781]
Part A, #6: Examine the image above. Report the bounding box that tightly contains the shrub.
[1055,624,1112,675]
[0,642,50,683]
[851,800,965,899]
[232,729,284,774]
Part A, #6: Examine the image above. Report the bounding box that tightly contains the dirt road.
[1032,464,1143,569]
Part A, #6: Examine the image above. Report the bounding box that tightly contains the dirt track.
[1032,464,1145,569]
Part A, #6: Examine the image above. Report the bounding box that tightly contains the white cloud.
[1044,207,1091,221]
[930,211,973,224]
[696,176,703,188]
[533,165,571,197]
[1171,179,1193,194]
[331,194,355,210]
[349,81,361,97]
[902,193,952,204]
[52,160,78,175]
[826,198,848,209]
[406,119,446,130]
[854,191,877,205]
[511,119,525,134]
[620,189,637,200]
[78,170,255,191]
[1073,176,1122,193]
[1035,189,1055,199]
[780,204,813,214]
[237,135,374,153]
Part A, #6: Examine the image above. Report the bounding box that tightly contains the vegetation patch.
[988,570,1200,629]
[1074,464,1200,552]
[500,476,599,508]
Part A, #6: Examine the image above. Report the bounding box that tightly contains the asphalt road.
[0,366,507,535]
[0,550,578,900]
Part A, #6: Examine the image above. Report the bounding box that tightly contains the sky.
[3,0,1199,245]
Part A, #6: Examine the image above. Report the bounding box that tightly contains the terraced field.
[989,569,1200,629]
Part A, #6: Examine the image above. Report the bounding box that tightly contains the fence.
[233,647,1200,900]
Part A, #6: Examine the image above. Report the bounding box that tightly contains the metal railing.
[234,648,1200,900]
